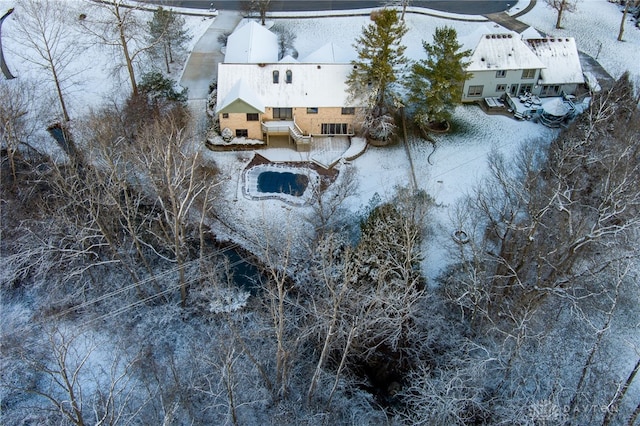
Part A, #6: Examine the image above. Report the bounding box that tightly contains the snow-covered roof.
[467,33,546,71]
[224,21,278,63]
[458,25,512,52]
[217,78,266,114]
[300,43,356,64]
[279,54,299,63]
[520,26,543,40]
[216,63,361,111]
[526,37,583,85]
[542,97,570,116]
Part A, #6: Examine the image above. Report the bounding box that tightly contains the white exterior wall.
[462,69,541,102]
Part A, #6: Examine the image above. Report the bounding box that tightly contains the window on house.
[246,113,259,121]
[496,84,507,92]
[540,85,561,96]
[307,107,318,114]
[273,108,293,119]
[222,113,229,118]
[522,69,536,79]
[236,129,248,137]
[321,123,348,135]
[496,70,507,78]
[341,107,355,115]
[285,70,292,84]
[273,70,279,84]
[467,85,483,97]
[518,84,533,96]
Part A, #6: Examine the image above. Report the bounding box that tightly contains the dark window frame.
[285,70,292,84]
[246,113,259,121]
[518,84,533,96]
[341,107,355,115]
[273,107,293,120]
[468,85,484,97]
[321,123,349,135]
[272,70,279,84]
[307,107,318,114]
[236,129,248,137]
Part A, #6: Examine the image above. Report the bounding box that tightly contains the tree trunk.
[164,43,170,74]
[555,2,565,29]
[602,357,640,426]
[628,400,640,426]
[618,1,630,41]
[51,65,70,122]
[115,5,138,96]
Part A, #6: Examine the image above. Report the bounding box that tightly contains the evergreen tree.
[347,9,408,141]
[138,71,188,104]
[147,7,191,74]
[406,26,471,130]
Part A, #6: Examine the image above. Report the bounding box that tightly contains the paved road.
[144,0,512,15]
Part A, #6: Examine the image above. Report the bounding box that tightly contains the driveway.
[180,10,242,100]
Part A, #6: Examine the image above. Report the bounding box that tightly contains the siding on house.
[266,106,357,135]
[462,33,545,102]
[219,113,263,140]
[216,62,363,141]
[462,33,584,103]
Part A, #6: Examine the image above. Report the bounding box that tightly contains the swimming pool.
[244,164,319,205]
[257,171,309,196]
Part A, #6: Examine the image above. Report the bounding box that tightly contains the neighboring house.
[525,37,583,97]
[216,21,362,151]
[462,33,583,102]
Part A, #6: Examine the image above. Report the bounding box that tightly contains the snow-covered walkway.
[180,10,242,100]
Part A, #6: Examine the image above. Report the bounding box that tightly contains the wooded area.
[1,1,639,424]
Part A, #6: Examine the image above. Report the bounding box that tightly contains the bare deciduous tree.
[306,165,357,237]
[0,79,41,181]
[545,0,579,29]
[2,325,147,426]
[618,0,631,41]
[131,116,220,306]
[81,0,158,96]
[11,0,83,122]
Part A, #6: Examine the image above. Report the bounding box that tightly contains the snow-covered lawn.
[0,0,215,121]
[518,0,640,81]
[1,0,637,280]
[207,1,637,281]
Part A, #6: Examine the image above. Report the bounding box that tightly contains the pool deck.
[243,163,320,205]
[256,136,366,169]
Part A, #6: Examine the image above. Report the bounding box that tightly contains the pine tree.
[147,7,191,74]
[406,26,471,130]
[347,9,408,141]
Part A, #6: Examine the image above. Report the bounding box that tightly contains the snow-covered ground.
[519,0,640,81]
[0,0,215,119]
[203,0,638,281]
[1,0,638,282]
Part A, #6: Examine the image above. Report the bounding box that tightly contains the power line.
[1,242,257,339]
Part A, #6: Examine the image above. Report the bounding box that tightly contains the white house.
[462,33,546,102]
[525,37,583,97]
[462,33,583,103]
[216,21,363,151]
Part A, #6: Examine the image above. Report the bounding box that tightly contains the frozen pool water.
[257,171,309,196]
[244,164,320,205]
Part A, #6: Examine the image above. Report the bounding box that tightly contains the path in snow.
[180,10,242,100]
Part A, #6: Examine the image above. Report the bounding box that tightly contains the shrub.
[221,128,233,142]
